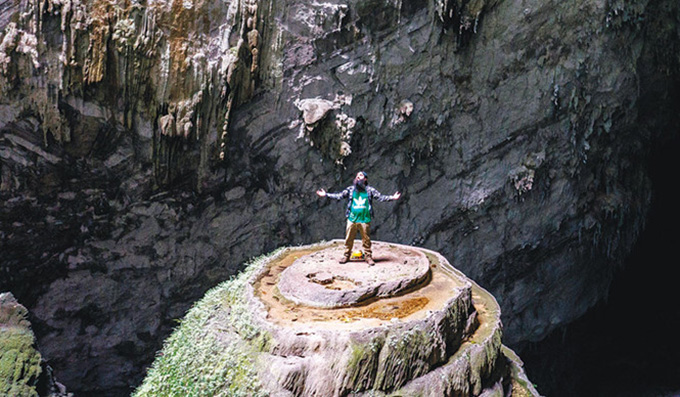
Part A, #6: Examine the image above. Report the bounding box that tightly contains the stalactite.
[434,0,498,50]
[0,0,265,187]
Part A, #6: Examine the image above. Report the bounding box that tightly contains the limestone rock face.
[0,0,678,394]
[134,241,540,397]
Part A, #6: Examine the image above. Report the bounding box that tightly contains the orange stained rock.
[253,242,467,330]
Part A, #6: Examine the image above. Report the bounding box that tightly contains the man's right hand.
[316,189,327,197]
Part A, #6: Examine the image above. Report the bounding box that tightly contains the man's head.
[354,171,367,190]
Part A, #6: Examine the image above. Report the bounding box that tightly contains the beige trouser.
[344,220,372,258]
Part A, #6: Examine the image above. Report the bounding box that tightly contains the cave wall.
[0,0,678,394]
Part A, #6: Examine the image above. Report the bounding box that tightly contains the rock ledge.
[134,241,541,397]
[277,242,431,308]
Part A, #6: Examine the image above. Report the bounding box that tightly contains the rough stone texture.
[0,0,678,394]
[277,242,430,308]
[253,243,480,395]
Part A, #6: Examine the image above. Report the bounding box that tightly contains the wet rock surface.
[0,0,677,394]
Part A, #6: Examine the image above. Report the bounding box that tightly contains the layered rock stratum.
[134,241,540,396]
[0,0,678,394]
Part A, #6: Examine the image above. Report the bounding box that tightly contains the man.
[316,171,401,265]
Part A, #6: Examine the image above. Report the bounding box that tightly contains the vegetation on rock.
[0,293,42,397]
[132,250,282,396]
[0,327,42,397]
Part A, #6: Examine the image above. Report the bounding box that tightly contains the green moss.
[250,330,273,352]
[0,328,42,397]
[134,249,286,397]
[343,336,384,392]
[375,329,432,390]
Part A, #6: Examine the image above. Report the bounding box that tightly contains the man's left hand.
[392,191,401,200]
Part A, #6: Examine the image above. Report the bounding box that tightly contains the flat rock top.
[277,242,430,308]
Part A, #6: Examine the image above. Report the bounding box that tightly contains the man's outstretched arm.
[316,187,350,199]
[368,187,401,202]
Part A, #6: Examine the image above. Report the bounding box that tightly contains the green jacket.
[326,185,395,219]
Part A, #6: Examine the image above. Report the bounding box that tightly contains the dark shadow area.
[520,128,680,396]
